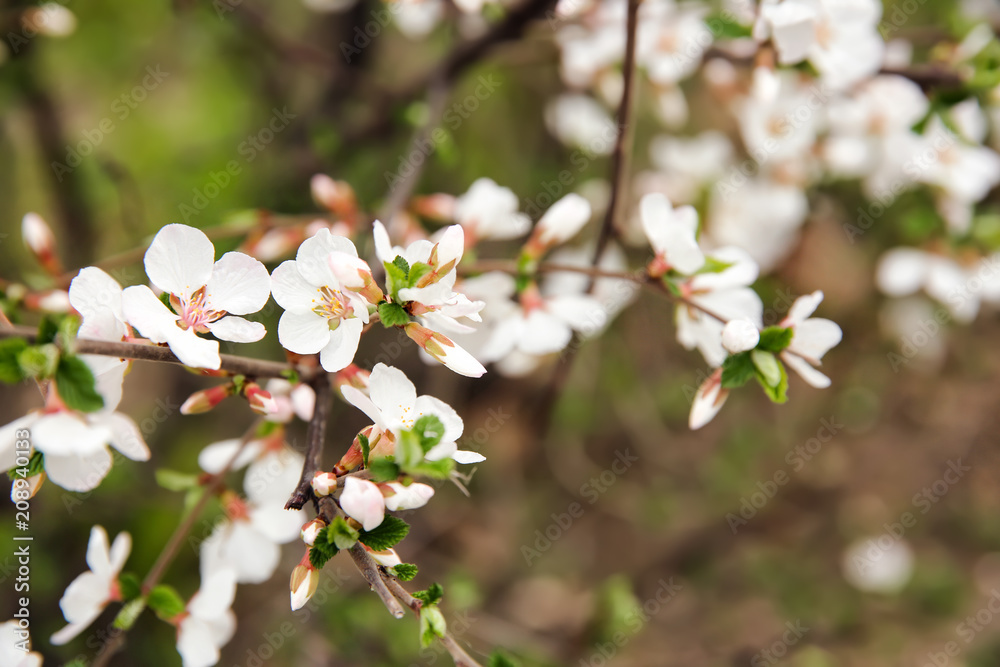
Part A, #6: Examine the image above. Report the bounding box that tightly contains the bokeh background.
[3,0,1000,665]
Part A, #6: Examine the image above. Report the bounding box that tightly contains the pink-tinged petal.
[250,505,305,544]
[452,449,486,464]
[200,522,280,584]
[640,193,704,274]
[177,617,222,667]
[366,547,402,568]
[790,317,842,360]
[69,267,124,321]
[98,412,150,461]
[107,531,132,574]
[205,252,270,314]
[328,251,373,290]
[121,285,181,344]
[428,335,487,378]
[44,449,113,492]
[876,248,929,296]
[144,224,215,298]
[319,318,363,372]
[197,438,264,474]
[164,327,222,370]
[414,395,463,442]
[290,384,316,421]
[290,565,319,611]
[689,370,729,430]
[245,449,304,505]
[372,220,395,264]
[33,413,111,457]
[721,318,760,354]
[785,291,824,326]
[519,310,572,355]
[85,525,112,576]
[783,352,832,388]
[341,386,385,431]
[188,568,237,620]
[340,477,385,531]
[277,310,331,355]
[207,316,266,343]
[369,364,417,429]
[434,225,465,267]
[536,193,592,245]
[296,229,358,287]
[270,260,320,311]
[384,482,435,511]
[0,415,39,471]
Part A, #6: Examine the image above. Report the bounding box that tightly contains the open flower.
[341,363,484,464]
[640,193,704,276]
[271,229,372,372]
[176,568,237,667]
[779,291,842,388]
[453,178,531,243]
[1,620,42,667]
[122,224,271,370]
[51,526,130,645]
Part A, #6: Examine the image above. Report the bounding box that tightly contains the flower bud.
[689,368,729,430]
[521,193,592,260]
[721,318,760,354]
[300,518,327,546]
[411,193,456,222]
[290,552,320,611]
[404,322,486,378]
[22,213,63,276]
[311,472,338,497]
[311,174,358,222]
[243,382,277,415]
[364,545,401,568]
[180,383,235,415]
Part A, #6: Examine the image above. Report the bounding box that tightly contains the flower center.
[314,285,348,323]
[171,286,227,333]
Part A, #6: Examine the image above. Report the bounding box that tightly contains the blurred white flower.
[842,536,915,594]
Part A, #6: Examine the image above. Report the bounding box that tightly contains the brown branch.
[286,375,333,510]
[0,325,316,380]
[92,418,263,667]
[346,541,407,619]
[384,575,483,667]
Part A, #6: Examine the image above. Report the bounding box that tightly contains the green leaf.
[358,515,410,551]
[8,451,44,481]
[158,291,175,311]
[155,469,199,492]
[413,582,444,606]
[118,572,142,602]
[751,349,781,388]
[662,277,682,297]
[18,344,59,379]
[0,338,28,384]
[413,414,444,452]
[378,301,410,328]
[720,352,755,389]
[326,516,360,550]
[703,12,752,39]
[368,457,400,482]
[405,458,455,480]
[756,359,789,404]
[37,315,60,345]
[384,256,411,299]
[310,541,338,569]
[55,355,105,412]
[488,652,521,667]
[757,326,794,353]
[113,598,147,631]
[395,430,424,470]
[358,432,371,468]
[420,605,447,648]
[391,563,419,582]
[147,584,186,621]
[408,262,433,285]
[694,256,733,274]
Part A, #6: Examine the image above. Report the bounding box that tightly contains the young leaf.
[405,458,455,480]
[309,541,338,569]
[37,315,60,345]
[378,301,410,328]
[55,356,105,412]
[118,572,143,602]
[488,652,521,667]
[327,516,360,550]
[413,582,444,606]
[391,563,419,582]
[395,430,424,470]
[7,451,44,481]
[0,338,28,384]
[751,350,781,388]
[409,262,433,285]
[18,344,59,379]
[113,598,147,631]
[756,359,789,404]
[358,515,410,551]
[147,584,186,621]
[420,605,447,648]
[368,457,400,482]
[358,432,371,468]
[757,326,794,353]
[155,469,199,492]
[413,414,444,452]
[384,256,410,298]
[720,352,755,389]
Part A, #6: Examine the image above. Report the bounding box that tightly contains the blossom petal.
[121,285,181,345]
[785,291,824,325]
[250,505,305,544]
[689,373,729,430]
[384,482,435,511]
[244,449,304,505]
[197,438,264,474]
[33,413,111,457]
[164,327,222,370]
[319,318,363,372]
[69,267,124,321]
[519,310,573,355]
[876,248,929,296]
[536,193,592,245]
[452,449,486,464]
[200,522,280,584]
[107,531,132,574]
[205,252,270,315]
[783,352,832,388]
[188,568,237,620]
[341,386,385,431]
[144,224,215,298]
[340,477,385,531]
[791,318,843,360]
[414,395,464,442]
[277,311,331,355]
[369,364,417,430]
[177,617,223,667]
[85,525,112,576]
[44,449,113,492]
[270,260,320,311]
[101,412,150,461]
[547,294,607,334]
[0,415,38,471]
[207,316,266,343]
[295,229,358,287]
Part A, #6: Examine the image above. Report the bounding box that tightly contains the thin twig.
[384,575,484,667]
[286,375,332,510]
[92,418,264,667]
[346,541,407,619]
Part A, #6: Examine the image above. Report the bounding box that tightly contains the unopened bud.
[311,174,358,222]
[243,382,277,415]
[411,193,456,221]
[180,383,235,415]
[300,518,326,546]
[290,553,320,611]
[22,213,63,276]
[311,472,338,497]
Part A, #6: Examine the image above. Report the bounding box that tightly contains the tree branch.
[286,375,333,510]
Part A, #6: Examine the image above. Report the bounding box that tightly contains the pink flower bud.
[290,551,320,611]
[311,472,338,497]
[404,323,486,378]
[180,383,235,415]
[22,213,63,276]
[243,382,278,415]
[300,518,327,546]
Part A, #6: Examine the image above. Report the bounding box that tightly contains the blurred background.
[3,0,1000,665]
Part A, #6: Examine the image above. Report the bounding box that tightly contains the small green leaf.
[155,469,199,492]
[488,651,521,667]
[392,256,411,277]
[408,262,433,285]
[413,582,444,606]
[756,359,789,404]
[368,457,400,482]
[405,458,455,480]
[751,350,781,388]
[420,605,447,648]
[36,315,60,345]
[757,326,794,353]
[395,430,424,470]
[327,516,360,550]
[310,541,338,569]
[358,432,370,468]
[0,338,28,384]
[720,352,755,389]
[413,414,444,452]
[358,515,410,551]
[703,12,752,39]
[18,344,59,379]
[8,451,44,481]
[113,598,147,630]
[694,256,733,274]
[55,356,104,412]
[118,572,142,601]
[280,368,300,384]
[158,291,174,311]
[378,301,410,328]
[384,256,411,298]
[391,563,419,581]
[147,584,186,621]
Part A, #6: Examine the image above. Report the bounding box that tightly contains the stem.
[92,419,263,667]
[286,376,333,510]
[346,541,407,619]
[0,325,315,380]
[590,0,641,271]
[384,575,483,667]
